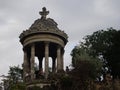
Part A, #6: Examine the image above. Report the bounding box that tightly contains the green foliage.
[9,82,26,90]
[71,45,103,79]
[60,75,73,90]
[70,45,103,90]
[27,85,55,90]
[27,86,42,90]
[81,27,120,78]
[8,65,23,84]
[3,65,25,90]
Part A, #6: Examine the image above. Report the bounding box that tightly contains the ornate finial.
[39,7,49,20]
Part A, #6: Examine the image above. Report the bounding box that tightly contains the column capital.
[44,41,50,44]
[57,44,62,49]
[30,43,35,47]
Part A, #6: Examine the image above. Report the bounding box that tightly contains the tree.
[105,30,120,78]
[3,65,25,90]
[70,46,103,89]
[81,27,120,79]
[8,65,23,84]
[0,83,2,90]
[71,45,103,78]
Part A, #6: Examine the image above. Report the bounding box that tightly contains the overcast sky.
[0,0,120,80]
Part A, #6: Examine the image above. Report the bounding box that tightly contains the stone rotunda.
[19,7,68,87]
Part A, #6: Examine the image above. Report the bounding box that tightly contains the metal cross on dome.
[39,7,49,19]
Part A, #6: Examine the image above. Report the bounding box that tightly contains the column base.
[26,80,51,90]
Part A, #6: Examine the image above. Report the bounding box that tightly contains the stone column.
[23,49,28,81]
[38,57,43,70]
[57,45,61,71]
[30,44,35,80]
[61,49,64,70]
[44,42,49,79]
[52,57,56,73]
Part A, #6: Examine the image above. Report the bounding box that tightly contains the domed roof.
[30,17,58,31]
[19,7,68,44]
[30,7,59,31]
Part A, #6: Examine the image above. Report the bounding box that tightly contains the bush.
[9,82,26,90]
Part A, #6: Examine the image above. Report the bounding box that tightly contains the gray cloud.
[0,0,120,80]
